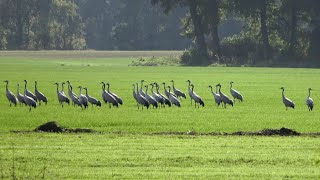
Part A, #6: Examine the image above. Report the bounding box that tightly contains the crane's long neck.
[167,87,170,93]
[136,83,139,93]
[215,86,219,93]
[56,84,59,93]
[150,85,154,93]
[140,82,144,91]
[35,82,37,91]
[79,87,82,94]
[17,84,20,93]
[102,84,105,91]
[172,81,175,88]
[85,89,88,96]
[107,84,110,92]
[209,86,213,93]
[5,82,8,90]
[308,89,311,98]
[24,81,27,90]
[282,89,285,99]
[191,86,194,93]
[230,83,233,89]
[156,85,160,94]
[133,85,135,93]
[145,86,148,93]
[218,86,221,93]
[163,83,167,93]
[61,83,65,92]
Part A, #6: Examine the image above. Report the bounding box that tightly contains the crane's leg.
[29,107,31,112]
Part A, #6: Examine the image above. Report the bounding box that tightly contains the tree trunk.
[259,0,270,61]
[16,0,23,49]
[207,0,222,62]
[39,0,51,49]
[289,1,297,57]
[309,14,320,59]
[187,0,209,65]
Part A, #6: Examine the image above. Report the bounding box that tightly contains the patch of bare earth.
[11,122,320,137]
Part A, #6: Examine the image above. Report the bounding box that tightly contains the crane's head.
[308,88,312,91]
[208,85,212,88]
[54,82,59,85]
[100,82,105,85]
[186,80,191,83]
[78,86,82,89]
[216,83,221,87]
[230,81,234,84]
[190,84,194,88]
[141,80,145,83]
[4,80,8,83]
[280,87,284,90]
[83,87,87,90]
[170,80,174,82]
[35,80,37,84]
[162,82,165,85]
[23,80,27,83]
[167,86,171,90]
[149,83,154,86]
[106,83,110,86]
[62,82,66,85]
[66,80,71,84]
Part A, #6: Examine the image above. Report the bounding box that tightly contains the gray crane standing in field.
[139,80,146,97]
[170,80,186,100]
[24,80,37,102]
[162,82,175,98]
[306,88,314,111]
[4,80,17,107]
[280,87,295,110]
[66,81,80,106]
[17,83,26,106]
[106,82,123,105]
[84,87,101,107]
[144,85,158,108]
[135,82,149,109]
[100,82,118,108]
[35,81,48,105]
[132,84,139,107]
[54,82,70,107]
[186,80,193,105]
[167,86,181,107]
[208,85,221,106]
[154,82,171,107]
[230,81,243,103]
[22,81,37,111]
[150,83,165,107]
[70,85,82,108]
[217,84,233,108]
[78,86,88,109]
[190,84,204,108]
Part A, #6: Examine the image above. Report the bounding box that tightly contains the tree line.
[0,0,319,66]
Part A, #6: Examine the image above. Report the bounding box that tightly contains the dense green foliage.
[1,1,320,66]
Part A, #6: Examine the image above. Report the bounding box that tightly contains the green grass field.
[0,51,320,179]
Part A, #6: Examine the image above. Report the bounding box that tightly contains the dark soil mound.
[231,127,300,136]
[35,121,65,132]
[34,121,97,133]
